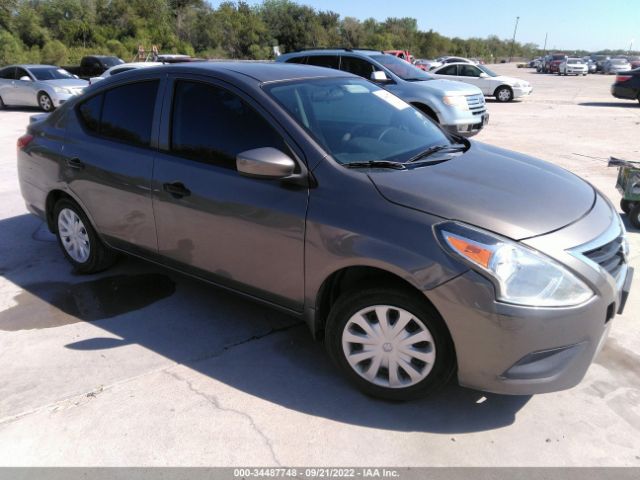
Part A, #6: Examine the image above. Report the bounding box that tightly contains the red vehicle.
[384,50,413,63]
[545,53,568,74]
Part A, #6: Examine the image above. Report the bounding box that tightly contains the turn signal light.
[616,75,632,82]
[445,235,493,268]
[17,134,34,150]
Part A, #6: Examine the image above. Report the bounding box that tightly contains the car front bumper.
[512,86,533,98]
[50,90,83,107]
[565,68,588,75]
[427,196,633,395]
[443,112,489,137]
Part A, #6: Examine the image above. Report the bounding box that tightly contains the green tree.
[41,39,69,65]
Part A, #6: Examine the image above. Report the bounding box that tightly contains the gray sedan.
[0,64,88,112]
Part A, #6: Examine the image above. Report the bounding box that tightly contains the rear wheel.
[53,198,117,273]
[620,199,632,215]
[325,287,456,400]
[38,92,54,112]
[629,204,640,229]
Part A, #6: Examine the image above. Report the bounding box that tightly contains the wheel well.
[494,85,512,96]
[45,190,73,232]
[314,266,433,338]
[411,103,438,122]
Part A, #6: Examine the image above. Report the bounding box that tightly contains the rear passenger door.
[63,78,162,253]
[152,76,308,311]
[433,64,459,80]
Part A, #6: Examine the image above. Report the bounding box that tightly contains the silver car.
[0,64,88,112]
[603,58,631,75]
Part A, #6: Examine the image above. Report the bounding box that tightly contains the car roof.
[107,61,355,84]
[8,64,58,69]
[280,49,386,59]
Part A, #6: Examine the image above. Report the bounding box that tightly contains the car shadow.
[0,106,43,113]
[0,213,531,433]
[579,102,639,108]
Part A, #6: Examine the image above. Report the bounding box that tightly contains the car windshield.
[101,57,124,67]
[370,54,433,81]
[477,65,498,77]
[265,78,452,165]
[568,59,582,64]
[29,67,75,80]
[612,59,628,65]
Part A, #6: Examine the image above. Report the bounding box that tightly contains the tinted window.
[30,67,74,80]
[285,56,307,64]
[459,65,481,77]
[100,81,158,147]
[15,68,30,80]
[438,65,458,75]
[171,81,289,168]
[78,94,102,133]
[0,67,15,79]
[340,56,376,78]
[306,55,340,69]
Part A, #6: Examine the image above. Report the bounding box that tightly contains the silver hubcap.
[58,208,90,263]
[40,95,51,110]
[342,305,436,389]
[498,89,511,101]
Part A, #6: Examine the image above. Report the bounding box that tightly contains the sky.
[211,0,640,52]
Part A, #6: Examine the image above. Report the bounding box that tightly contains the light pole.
[509,16,520,62]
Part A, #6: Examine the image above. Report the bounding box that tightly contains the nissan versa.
[17,63,633,400]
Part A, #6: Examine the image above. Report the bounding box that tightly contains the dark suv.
[17,62,632,400]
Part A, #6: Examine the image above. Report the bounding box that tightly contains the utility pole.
[543,32,548,55]
[629,39,634,54]
[509,16,520,62]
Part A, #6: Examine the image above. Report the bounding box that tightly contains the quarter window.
[170,81,289,169]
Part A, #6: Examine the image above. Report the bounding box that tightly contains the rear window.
[76,80,158,147]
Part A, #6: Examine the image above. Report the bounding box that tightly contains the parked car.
[611,67,640,104]
[603,58,632,74]
[628,56,640,69]
[17,62,632,400]
[582,58,597,73]
[89,62,163,84]
[591,54,610,72]
[430,63,532,102]
[277,49,488,136]
[439,56,475,64]
[414,59,442,71]
[63,56,124,80]
[384,50,413,62]
[558,58,588,76]
[545,53,568,74]
[0,64,87,111]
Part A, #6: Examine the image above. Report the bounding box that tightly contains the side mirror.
[236,147,295,179]
[479,72,488,78]
[370,71,391,83]
[73,74,79,79]
[19,76,32,82]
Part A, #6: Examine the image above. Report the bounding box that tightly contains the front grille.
[466,94,486,115]
[583,236,625,280]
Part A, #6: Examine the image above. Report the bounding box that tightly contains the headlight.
[442,95,469,110]
[436,222,594,307]
[53,87,71,94]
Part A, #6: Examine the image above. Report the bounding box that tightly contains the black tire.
[325,287,456,401]
[630,203,640,229]
[620,198,632,215]
[38,92,54,112]
[53,198,117,273]
[495,86,513,102]
[0,95,5,109]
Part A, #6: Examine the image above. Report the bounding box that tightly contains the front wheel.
[54,198,117,273]
[495,86,513,102]
[620,199,632,214]
[38,92,54,112]
[325,287,456,400]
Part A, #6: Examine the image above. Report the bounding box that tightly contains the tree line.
[0,0,627,66]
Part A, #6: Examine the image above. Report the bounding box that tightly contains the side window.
[0,67,16,79]
[285,56,307,64]
[15,68,30,80]
[100,81,158,147]
[438,65,458,76]
[306,55,340,70]
[81,57,94,68]
[78,94,103,133]
[170,81,290,169]
[340,56,376,79]
[460,65,481,77]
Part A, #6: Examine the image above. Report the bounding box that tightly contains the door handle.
[66,158,84,170]
[163,182,191,199]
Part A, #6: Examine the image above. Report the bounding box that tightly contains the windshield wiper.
[407,144,466,163]
[345,160,406,170]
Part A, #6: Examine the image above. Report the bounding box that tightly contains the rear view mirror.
[236,147,295,179]
[19,76,31,82]
[370,71,390,83]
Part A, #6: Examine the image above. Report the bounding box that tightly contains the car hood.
[417,78,483,96]
[39,79,89,88]
[368,142,596,240]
